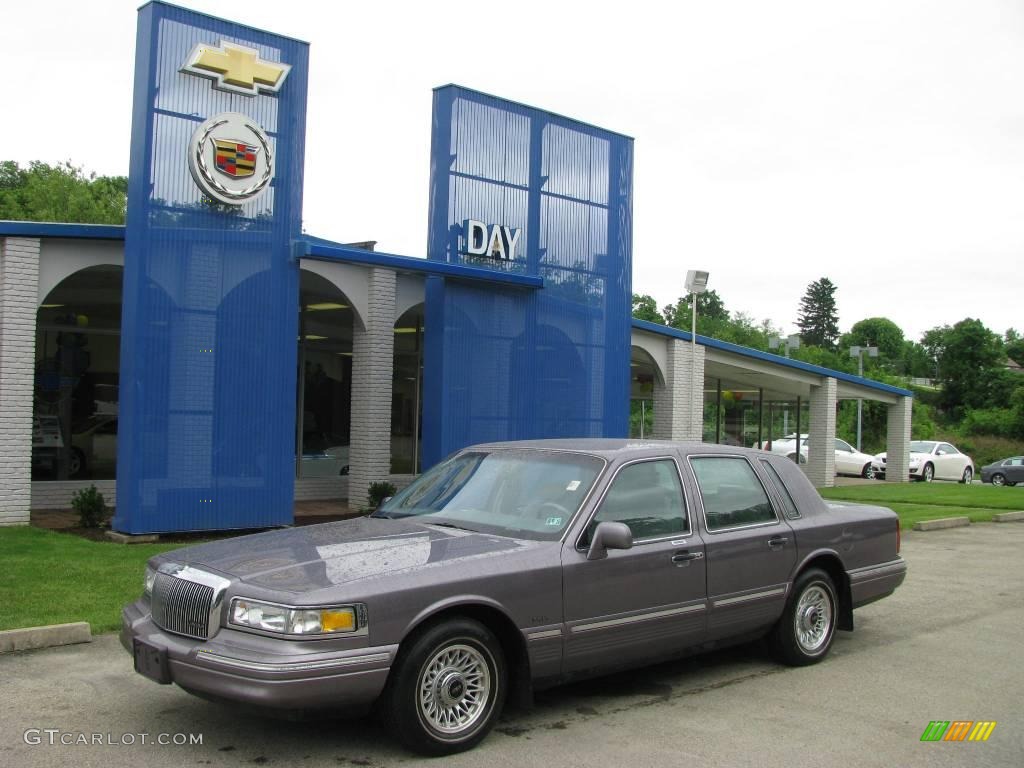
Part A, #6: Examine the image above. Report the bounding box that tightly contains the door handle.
[768,536,788,550]
[672,551,704,565]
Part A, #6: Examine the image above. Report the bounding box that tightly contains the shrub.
[367,481,397,510]
[71,484,109,528]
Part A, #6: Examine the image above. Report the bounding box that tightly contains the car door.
[561,457,706,675]
[1006,458,1024,484]
[834,439,856,475]
[934,443,964,480]
[686,454,797,642]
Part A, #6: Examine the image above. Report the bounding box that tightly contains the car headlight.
[229,598,363,636]
[143,565,158,598]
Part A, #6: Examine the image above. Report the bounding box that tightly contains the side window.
[691,456,778,532]
[938,443,957,455]
[1009,458,1024,466]
[759,460,800,519]
[585,459,687,544]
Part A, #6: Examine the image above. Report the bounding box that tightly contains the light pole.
[768,334,801,358]
[850,345,879,451]
[684,270,709,440]
[768,335,801,434]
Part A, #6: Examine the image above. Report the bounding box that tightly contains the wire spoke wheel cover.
[794,585,833,653]
[417,642,493,737]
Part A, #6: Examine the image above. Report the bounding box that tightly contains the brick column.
[652,337,705,442]
[347,268,396,509]
[885,396,912,483]
[0,238,40,526]
[805,377,837,488]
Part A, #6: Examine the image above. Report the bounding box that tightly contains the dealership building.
[0,2,912,534]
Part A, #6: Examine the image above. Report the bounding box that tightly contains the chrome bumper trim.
[196,650,390,673]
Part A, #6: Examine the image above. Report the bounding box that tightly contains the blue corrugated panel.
[113,2,308,533]
[422,86,633,469]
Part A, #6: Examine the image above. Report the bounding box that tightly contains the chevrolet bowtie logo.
[180,40,290,97]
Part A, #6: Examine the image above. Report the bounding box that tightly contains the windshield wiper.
[424,521,477,532]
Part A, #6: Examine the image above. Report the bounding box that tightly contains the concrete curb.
[993,511,1024,523]
[0,622,92,654]
[913,516,970,531]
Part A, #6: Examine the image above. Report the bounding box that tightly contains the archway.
[32,265,123,480]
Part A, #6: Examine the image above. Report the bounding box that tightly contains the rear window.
[690,456,778,531]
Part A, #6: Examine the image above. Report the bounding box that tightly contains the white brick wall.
[0,238,40,526]
[652,338,705,441]
[885,396,912,482]
[31,480,117,510]
[805,377,837,488]
[348,268,397,509]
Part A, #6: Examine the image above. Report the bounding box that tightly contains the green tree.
[843,317,905,367]
[934,318,1004,415]
[1004,328,1024,367]
[796,277,840,349]
[0,160,127,224]
[631,294,664,324]
[662,289,730,330]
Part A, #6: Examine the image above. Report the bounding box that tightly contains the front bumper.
[121,600,396,712]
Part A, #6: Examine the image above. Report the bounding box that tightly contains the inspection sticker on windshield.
[566,480,581,491]
[545,516,563,526]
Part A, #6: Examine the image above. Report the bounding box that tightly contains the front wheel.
[771,569,838,666]
[960,467,973,484]
[992,473,1006,486]
[384,618,506,756]
[862,463,876,480]
[921,463,934,482]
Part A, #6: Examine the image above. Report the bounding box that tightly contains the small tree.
[367,481,397,510]
[71,484,109,528]
[796,277,840,349]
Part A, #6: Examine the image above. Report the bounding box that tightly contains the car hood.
[154,516,535,595]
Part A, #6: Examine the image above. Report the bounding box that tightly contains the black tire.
[862,463,875,480]
[992,473,1006,487]
[383,618,506,756]
[921,463,934,483]
[960,467,973,484]
[69,448,86,478]
[771,568,838,667]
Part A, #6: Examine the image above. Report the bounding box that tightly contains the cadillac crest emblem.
[187,112,274,205]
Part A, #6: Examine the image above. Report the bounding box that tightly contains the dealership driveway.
[1,525,1022,768]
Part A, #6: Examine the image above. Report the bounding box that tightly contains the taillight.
[896,519,901,554]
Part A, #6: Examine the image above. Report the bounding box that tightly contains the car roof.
[465,438,760,460]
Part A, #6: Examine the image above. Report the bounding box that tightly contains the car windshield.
[373,449,605,541]
[909,441,937,453]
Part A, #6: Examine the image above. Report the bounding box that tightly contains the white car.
[872,440,974,483]
[759,434,877,478]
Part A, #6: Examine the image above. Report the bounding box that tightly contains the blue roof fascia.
[631,319,913,398]
[300,240,544,290]
[0,221,126,240]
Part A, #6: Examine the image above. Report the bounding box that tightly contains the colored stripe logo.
[920,721,996,742]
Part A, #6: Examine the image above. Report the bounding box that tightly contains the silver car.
[122,439,906,755]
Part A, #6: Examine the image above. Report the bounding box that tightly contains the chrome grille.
[152,573,216,640]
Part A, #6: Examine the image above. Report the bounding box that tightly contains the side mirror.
[586,521,633,561]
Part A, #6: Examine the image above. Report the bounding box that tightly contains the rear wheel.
[960,467,973,484]
[992,473,1006,486]
[771,569,837,666]
[384,618,506,756]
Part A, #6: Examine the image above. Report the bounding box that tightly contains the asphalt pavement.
[1,524,1022,768]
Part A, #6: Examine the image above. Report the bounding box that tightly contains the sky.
[3,0,1023,342]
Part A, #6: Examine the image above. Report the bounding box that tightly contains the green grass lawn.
[820,482,1024,529]
[0,527,183,634]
